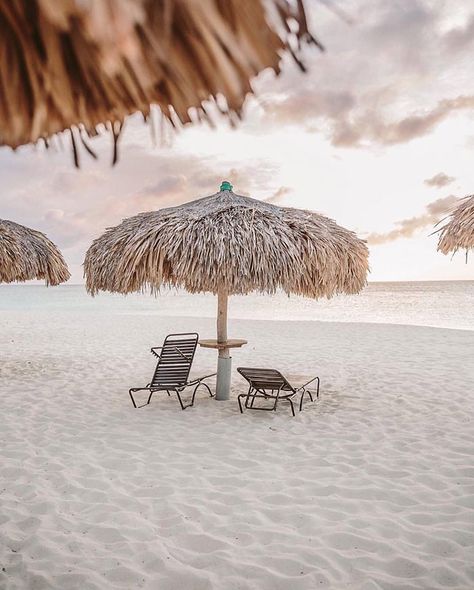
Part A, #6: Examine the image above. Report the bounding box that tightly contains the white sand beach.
[3,1,474,589]
[1,310,474,590]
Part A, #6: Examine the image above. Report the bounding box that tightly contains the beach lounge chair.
[129,333,216,409]
[236,367,320,416]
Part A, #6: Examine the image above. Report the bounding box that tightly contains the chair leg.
[299,389,307,412]
[239,386,256,413]
[299,386,319,412]
[243,386,254,409]
[273,395,278,412]
[273,389,282,412]
[189,381,214,408]
[249,395,255,408]
[129,389,154,409]
[175,389,187,410]
[190,385,199,408]
[200,381,214,398]
[129,389,137,408]
[288,398,295,417]
[249,387,258,408]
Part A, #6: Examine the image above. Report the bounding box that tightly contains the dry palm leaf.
[84,183,368,298]
[0,219,70,285]
[436,195,474,259]
[0,0,320,165]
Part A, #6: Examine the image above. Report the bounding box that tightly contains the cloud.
[263,186,291,203]
[0,141,287,281]
[424,172,455,188]
[253,1,474,148]
[366,195,460,245]
[338,95,474,147]
[138,174,188,198]
[265,88,474,148]
[444,15,474,52]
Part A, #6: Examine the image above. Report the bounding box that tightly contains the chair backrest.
[151,333,199,388]
[237,367,295,392]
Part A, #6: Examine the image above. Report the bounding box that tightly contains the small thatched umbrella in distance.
[0,220,70,285]
[0,0,319,164]
[84,182,369,400]
[437,195,474,260]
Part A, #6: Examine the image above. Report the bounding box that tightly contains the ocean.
[1,281,473,331]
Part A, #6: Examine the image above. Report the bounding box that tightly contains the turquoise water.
[1,282,473,331]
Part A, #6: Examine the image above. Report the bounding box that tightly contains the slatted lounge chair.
[236,367,320,416]
[129,333,216,409]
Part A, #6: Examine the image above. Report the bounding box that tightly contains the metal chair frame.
[237,367,320,416]
[129,333,216,409]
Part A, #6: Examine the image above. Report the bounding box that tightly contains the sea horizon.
[2,280,473,332]
[3,279,473,286]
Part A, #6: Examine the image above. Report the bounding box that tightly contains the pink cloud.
[366,195,460,245]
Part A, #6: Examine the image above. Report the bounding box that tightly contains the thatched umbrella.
[437,195,474,259]
[84,182,369,400]
[0,0,319,164]
[0,219,70,285]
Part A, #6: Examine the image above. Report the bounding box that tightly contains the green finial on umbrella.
[220,180,233,192]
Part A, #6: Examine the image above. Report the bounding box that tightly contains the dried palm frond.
[437,195,474,257]
[0,0,319,164]
[84,186,368,297]
[0,219,70,285]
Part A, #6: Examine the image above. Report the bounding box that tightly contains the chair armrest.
[200,372,217,380]
[186,372,217,386]
[150,347,162,358]
[172,346,192,361]
[295,376,319,391]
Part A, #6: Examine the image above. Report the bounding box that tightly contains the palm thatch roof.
[0,219,70,285]
[437,195,474,257]
[84,186,369,298]
[0,0,319,164]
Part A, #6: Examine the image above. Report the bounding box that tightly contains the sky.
[1,0,473,283]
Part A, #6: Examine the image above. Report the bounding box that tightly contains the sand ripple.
[1,313,473,589]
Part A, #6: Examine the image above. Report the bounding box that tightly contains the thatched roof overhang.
[0,219,70,285]
[0,0,320,164]
[84,188,369,298]
[437,195,474,258]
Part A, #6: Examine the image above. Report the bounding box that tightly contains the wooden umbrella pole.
[216,286,231,400]
[217,287,229,357]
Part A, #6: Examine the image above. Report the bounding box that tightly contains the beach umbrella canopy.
[437,195,474,259]
[85,182,368,399]
[0,0,318,164]
[0,219,70,285]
